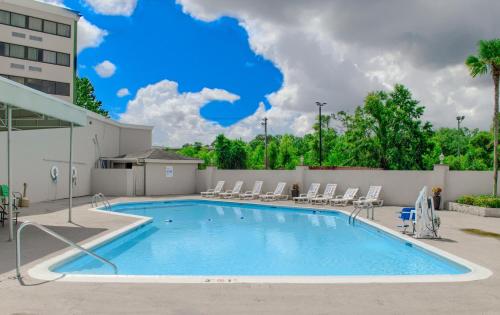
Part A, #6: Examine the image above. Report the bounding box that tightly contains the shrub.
[457,195,500,208]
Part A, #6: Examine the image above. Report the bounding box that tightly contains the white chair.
[330,188,359,206]
[293,183,320,203]
[239,181,263,199]
[311,184,337,205]
[201,181,225,198]
[260,182,287,201]
[219,181,244,199]
[353,186,383,207]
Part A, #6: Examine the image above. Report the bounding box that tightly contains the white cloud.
[84,0,138,16]
[77,17,108,53]
[117,88,131,97]
[177,0,500,131]
[119,80,313,146]
[94,60,117,78]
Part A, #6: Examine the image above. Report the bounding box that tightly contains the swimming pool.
[35,199,489,283]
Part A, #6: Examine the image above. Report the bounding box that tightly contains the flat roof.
[0,76,87,131]
[102,148,203,164]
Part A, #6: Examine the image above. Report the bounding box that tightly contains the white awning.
[1,76,88,241]
[0,76,87,130]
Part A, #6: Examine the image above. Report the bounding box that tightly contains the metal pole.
[262,118,268,169]
[319,105,322,166]
[68,123,73,223]
[7,106,13,241]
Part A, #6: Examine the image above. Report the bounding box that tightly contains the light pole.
[456,115,465,157]
[316,102,327,166]
[261,117,268,169]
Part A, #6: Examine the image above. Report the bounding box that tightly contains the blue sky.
[65,0,283,125]
[43,0,499,146]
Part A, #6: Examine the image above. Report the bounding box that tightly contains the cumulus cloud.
[84,0,138,16]
[177,0,500,131]
[119,80,313,146]
[77,17,108,53]
[94,60,117,78]
[117,88,131,97]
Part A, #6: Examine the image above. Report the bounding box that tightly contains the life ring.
[50,166,59,181]
[71,167,77,185]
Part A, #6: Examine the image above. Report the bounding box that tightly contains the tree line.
[176,84,494,171]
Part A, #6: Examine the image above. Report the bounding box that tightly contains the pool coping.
[28,198,493,284]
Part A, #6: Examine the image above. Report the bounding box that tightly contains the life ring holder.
[71,167,77,186]
[50,166,59,182]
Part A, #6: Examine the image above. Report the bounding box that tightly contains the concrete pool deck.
[1,196,500,314]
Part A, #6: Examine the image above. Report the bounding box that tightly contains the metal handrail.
[349,202,375,224]
[91,193,111,210]
[16,221,117,281]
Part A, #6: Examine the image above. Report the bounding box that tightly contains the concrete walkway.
[1,196,500,314]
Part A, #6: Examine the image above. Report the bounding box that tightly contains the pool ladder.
[349,203,375,224]
[16,221,117,283]
[91,193,111,210]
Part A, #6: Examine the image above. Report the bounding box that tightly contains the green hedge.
[457,195,500,208]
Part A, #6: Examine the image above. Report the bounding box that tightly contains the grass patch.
[461,228,500,240]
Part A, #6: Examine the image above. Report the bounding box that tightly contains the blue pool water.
[55,200,469,276]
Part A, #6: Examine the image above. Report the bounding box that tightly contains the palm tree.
[466,39,500,196]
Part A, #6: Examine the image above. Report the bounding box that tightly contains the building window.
[57,23,71,37]
[0,10,11,25]
[0,42,9,57]
[43,20,57,35]
[55,82,70,96]
[42,80,56,94]
[7,75,25,85]
[9,44,25,59]
[42,50,57,64]
[25,77,44,91]
[0,41,70,67]
[27,47,41,61]
[2,74,70,96]
[28,16,43,31]
[56,52,70,66]
[10,13,26,28]
[0,9,71,38]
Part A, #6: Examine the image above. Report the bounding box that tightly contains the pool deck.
[1,195,500,314]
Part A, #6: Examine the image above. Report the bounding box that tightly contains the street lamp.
[316,102,327,166]
[456,115,465,157]
[261,117,268,169]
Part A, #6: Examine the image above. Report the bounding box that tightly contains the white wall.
[145,163,198,196]
[196,165,493,207]
[91,169,134,196]
[0,114,152,202]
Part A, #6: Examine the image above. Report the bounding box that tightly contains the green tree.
[466,39,500,195]
[214,134,247,169]
[75,77,109,117]
[277,134,299,169]
[336,84,433,169]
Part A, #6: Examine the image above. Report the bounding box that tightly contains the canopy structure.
[0,76,87,240]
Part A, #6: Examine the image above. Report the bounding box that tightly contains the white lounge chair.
[353,186,384,207]
[330,188,359,206]
[293,183,320,203]
[219,181,244,199]
[260,182,287,201]
[201,181,225,198]
[239,181,263,199]
[311,184,337,205]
